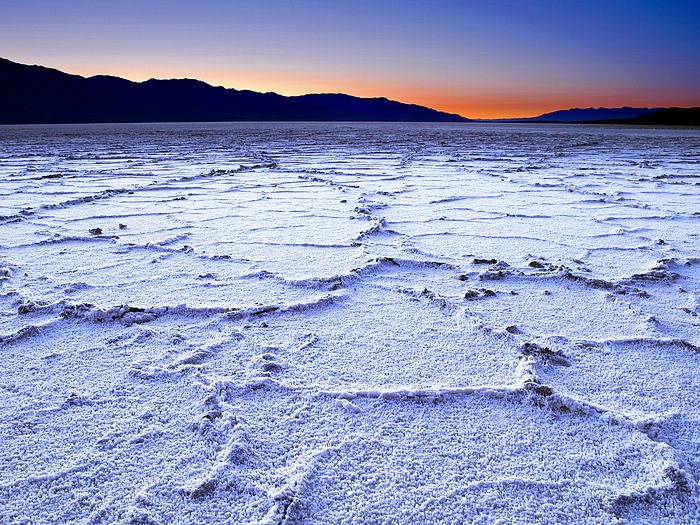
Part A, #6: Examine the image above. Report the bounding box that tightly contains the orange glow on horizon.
[42,61,700,120]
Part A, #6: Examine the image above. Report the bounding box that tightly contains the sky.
[1,0,698,119]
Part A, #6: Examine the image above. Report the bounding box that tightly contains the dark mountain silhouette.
[480,106,699,125]
[528,106,663,122]
[487,106,664,123]
[587,107,700,126]
[0,57,468,124]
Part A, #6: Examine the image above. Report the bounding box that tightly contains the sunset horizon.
[2,1,698,120]
[5,54,699,120]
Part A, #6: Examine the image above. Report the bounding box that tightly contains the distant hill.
[588,107,700,126]
[481,106,699,126]
[486,107,664,123]
[0,57,469,124]
[528,106,663,122]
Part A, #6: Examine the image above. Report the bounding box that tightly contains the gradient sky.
[1,0,698,118]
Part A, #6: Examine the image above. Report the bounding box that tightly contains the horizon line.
[3,56,698,121]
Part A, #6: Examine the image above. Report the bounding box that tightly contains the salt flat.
[0,122,698,524]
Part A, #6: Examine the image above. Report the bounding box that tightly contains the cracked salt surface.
[0,122,699,524]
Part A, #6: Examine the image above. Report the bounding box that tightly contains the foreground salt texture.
[0,122,698,524]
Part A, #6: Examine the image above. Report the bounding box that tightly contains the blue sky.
[1,0,698,117]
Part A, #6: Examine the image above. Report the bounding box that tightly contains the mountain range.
[0,58,697,125]
[487,106,699,125]
[0,57,467,124]
[511,106,663,122]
